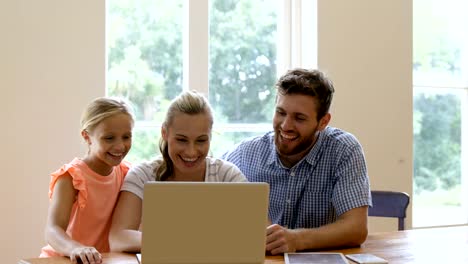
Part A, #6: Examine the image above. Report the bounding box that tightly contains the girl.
[40,97,134,264]
[109,90,247,253]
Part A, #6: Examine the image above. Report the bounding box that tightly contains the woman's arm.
[109,191,143,252]
[45,173,102,264]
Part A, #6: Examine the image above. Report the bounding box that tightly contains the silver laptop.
[141,181,269,264]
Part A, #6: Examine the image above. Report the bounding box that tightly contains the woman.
[109,90,247,253]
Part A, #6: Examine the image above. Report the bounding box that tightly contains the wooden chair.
[368,190,410,230]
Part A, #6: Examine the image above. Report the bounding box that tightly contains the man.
[221,68,371,254]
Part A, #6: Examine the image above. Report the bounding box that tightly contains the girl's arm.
[45,173,102,264]
[109,191,143,253]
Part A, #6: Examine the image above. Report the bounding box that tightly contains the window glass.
[107,0,183,162]
[413,0,468,87]
[413,87,463,227]
[208,0,278,156]
[107,0,306,161]
[413,0,467,227]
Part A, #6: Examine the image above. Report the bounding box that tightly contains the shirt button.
[290,172,295,176]
[286,199,291,204]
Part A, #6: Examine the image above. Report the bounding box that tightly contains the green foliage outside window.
[209,0,277,123]
[108,0,464,194]
[413,0,463,194]
[107,0,276,162]
[413,92,461,194]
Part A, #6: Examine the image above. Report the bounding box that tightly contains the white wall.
[0,1,105,263]
[318,0,413,232]
[0,0,411,262]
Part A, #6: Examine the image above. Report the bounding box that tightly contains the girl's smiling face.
[82,113,133,175]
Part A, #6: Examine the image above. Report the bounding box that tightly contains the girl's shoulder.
[117,160,132,177]
[48,158,90,208]
[50,158,86,180]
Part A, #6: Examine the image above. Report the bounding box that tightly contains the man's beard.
[274,128,318,157]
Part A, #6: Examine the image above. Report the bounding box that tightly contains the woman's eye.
[276,110,286,116]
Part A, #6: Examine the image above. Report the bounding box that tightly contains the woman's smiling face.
[162,112,211,179]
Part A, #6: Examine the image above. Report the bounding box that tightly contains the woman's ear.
[81,130,91,145]
[161,124,168,141]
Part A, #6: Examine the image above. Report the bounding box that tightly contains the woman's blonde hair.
[154,90,213,181]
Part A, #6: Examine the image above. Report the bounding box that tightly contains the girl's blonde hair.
[155,90,213,181]
[80,97,134,133]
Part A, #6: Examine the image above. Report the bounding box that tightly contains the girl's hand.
[70,246,102,264]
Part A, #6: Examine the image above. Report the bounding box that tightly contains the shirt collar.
[304,128,325,165]
[266,133,277,165]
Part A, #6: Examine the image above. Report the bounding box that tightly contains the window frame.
[182,0,317,136]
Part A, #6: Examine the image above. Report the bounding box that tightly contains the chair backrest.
[368,190,410,230]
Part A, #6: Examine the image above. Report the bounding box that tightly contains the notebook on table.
[140,181,270,264]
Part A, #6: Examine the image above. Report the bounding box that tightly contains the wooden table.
[19,225,468,264]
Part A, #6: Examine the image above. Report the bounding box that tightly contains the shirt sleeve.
[332,143,371,216]
[121,161,155,200]
[49,163,88,209]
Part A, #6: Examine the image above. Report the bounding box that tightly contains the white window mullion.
[460,28,468,223]
[291,0,302,67]
[183,0,209,96]
[301,0,317,69]
[277,0,292,75]
[277,0,317,76]
[462,88,468,222]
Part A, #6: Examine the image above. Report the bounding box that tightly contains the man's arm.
[266,206,368,255]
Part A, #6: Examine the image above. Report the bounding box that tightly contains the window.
[107,0,183,161]
[106,0,316,161]
[413,0,468,227]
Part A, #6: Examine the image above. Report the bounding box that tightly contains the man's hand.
[69,246,102,264]
[266,224,297,255]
